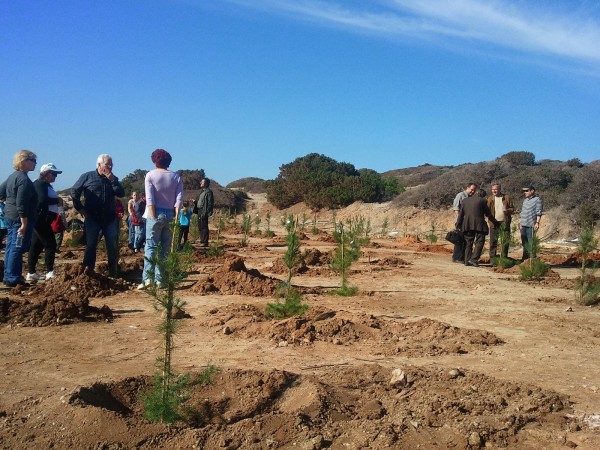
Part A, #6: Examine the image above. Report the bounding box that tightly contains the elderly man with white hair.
[71,154,125,276]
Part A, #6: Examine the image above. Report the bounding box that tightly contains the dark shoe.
[4,280,18,287]
[468,260,480,267]
[452,259,462,263]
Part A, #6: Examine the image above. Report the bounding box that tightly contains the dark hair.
[151,149,172,169]
[479,189,487,198]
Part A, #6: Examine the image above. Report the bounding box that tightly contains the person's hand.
[18,224,25,235]
[100,166,115,181]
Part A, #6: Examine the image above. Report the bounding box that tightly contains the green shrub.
[519,259,549,281]
[575,226,600,305]
[265,153,402,209]
[491,256,516,268]
[266,287,309,319]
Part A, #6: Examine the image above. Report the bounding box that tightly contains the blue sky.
[1,0,599,190]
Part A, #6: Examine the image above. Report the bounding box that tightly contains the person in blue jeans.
[138,149,183,289]
[71,154,125,277]
[0,150,38,287]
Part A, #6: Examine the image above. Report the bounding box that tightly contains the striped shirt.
[520,195,543,227]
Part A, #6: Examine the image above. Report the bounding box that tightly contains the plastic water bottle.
[15,231,23,248]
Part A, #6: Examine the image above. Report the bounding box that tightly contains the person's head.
[13,150,37,172]
[131,191,138,200]
[465,183,477,196]
[96,154,113,171]
[151,149,172,169]
[522,184,536,199]
[478,189,487,198]
[200,178,210,188]
[39,163,62,182]
[491,183,502,197]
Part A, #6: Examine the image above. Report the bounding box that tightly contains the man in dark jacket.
[193,178,214,247]
[71,154,125,276]
[457,189,499,266]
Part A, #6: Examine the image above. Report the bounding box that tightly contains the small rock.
[568,422,581,432]
[278,340,288,347]
[467,431,482,447]
[565,306,573,312]
[222,326,232,335]
[390,368,408,388]
[448,368,463,379]
[565,441,577,448]
[332,338,343,345]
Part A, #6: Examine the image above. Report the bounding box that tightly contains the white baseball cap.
[40,163,63,174]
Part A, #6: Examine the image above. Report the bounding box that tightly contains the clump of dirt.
[396,234,452,254]
[543,251,600,266]
[202,304,503,356]
[0,296,112,327]
[28,264,130,303]
[268,248,332,275]
[191,256,279,296]
[302,248,331,266]
[35,364,578,450]
[376,256,412,267]
[0,265,125,326]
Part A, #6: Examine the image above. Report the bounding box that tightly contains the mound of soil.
[191,256,279,296]
[28,264,130,303]
[0,265,125,326]
[0,296,112,327]
[203,305,503,356]
[40,364,578,449]
[376,256,412,267]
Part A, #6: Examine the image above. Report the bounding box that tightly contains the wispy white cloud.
[218,0,600,71]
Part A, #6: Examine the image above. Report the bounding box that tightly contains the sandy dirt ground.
[1,198,599,449]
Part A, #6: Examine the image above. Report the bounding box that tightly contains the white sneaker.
[137,279,152,290]
[26,273,44,281]
[155,281,163,289]
[45,271,55,280]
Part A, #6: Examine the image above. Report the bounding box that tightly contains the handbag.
[445,229,464,245]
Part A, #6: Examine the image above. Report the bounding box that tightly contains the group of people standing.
[452,182,544,266]
[1,149,214,289]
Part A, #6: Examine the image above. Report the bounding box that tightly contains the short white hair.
[96,154,112,167]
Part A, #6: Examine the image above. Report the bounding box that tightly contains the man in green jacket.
[194,178,214,247]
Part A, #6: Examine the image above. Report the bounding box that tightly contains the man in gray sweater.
[519,184,543,261]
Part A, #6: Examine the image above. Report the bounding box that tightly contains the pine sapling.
[575,225,600,305]
[266,216,308,319]
[240,213,251,247]
[142,244,193,423]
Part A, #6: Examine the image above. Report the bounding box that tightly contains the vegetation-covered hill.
[116,151,599,228]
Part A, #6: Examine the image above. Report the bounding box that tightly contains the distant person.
[451,183,477,263]
[51,197,68,252]
[138,149,183,289]
[27,163,63,281]
[486,183,515,260]
[193,177,214,247]
[519,184,543,261]
[127,192,136,249]
[130,192,146,253]
[177,200,193,250]
[0,150,38,287]
[71,154,125,276]
[457,188,499,267]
